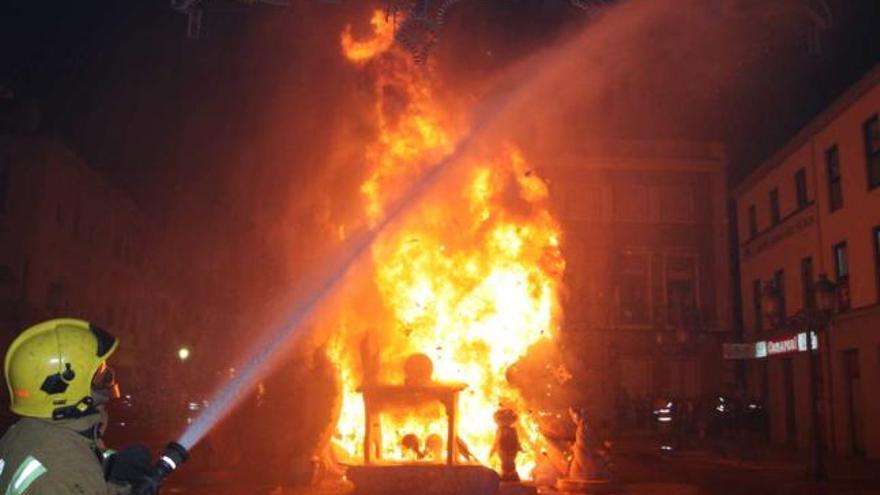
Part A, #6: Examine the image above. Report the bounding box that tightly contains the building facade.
[539,140,731,423]
[733,65,880,459]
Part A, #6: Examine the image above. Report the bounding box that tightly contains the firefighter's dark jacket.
[0,414,130,494]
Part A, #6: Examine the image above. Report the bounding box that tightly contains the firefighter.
[653,396,675,452]
[0,319,157,495]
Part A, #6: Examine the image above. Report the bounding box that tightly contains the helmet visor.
[92,362,120,399]
[90,325,118,358]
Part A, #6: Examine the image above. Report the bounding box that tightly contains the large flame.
[328,12,565,477]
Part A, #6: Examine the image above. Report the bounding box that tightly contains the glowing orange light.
[341,11,396,64]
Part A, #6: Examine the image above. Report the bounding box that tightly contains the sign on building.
[724,332,817,360]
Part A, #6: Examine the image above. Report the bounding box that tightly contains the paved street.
[609,434,880,495]
[163,433,880,495]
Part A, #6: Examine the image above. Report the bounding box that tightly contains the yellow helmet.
[4,318,118,419]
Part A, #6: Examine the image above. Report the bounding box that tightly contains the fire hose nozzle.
[156,441,189,478]
[133,442,189,495]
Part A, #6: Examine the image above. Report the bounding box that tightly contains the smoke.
[451,0,811,153]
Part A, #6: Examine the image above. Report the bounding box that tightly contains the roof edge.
[732,63,880,197]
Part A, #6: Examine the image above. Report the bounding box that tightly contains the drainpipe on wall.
[727,198,747,389]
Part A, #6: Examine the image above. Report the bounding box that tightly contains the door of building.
[842,350,865,456]
[759,360,770,441]
[782,358,797,446]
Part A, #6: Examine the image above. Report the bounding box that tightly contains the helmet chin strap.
[51,396,96,420]
[51,387,112,421]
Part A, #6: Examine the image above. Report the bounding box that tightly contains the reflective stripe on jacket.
[3,455,46,494]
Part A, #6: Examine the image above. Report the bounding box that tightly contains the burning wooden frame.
[360,382,466,465]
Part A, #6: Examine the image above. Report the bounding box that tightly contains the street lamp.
[178,347,191,361]
[761,281,783,328]
[762,273,836,482]
[814,273,837,314]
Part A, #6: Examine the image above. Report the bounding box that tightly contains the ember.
[327,11,565,479]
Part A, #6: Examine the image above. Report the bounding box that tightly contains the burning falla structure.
[321,10,569,482]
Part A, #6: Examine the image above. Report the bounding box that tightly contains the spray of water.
[177,8,608,450]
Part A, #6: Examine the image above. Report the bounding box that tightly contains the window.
[46,282,68,314]
[660,185,695,222]
[567,184,603,220]
[874,226,880,302]
[748,204,757,237]
[864,114,880,189]
[769,188,780,224]
[827,145,843,212]
[774,269,786,318]
[833,241,851,310]
[0,265,16,304]
[618,252,651,326]
[801,257,814,310]
[752,279,763,332]
[665,255,699,329]
[795,168,808,208]
[842,350,860,380]
[834,241,849,280]
[614,185,649,220]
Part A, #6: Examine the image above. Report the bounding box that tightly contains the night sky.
[1,0,878,194]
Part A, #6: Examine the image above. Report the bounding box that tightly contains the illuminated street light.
[178,347,191,361]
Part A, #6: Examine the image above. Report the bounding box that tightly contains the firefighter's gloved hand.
[132,476,161,495]
[107,445,158,487]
